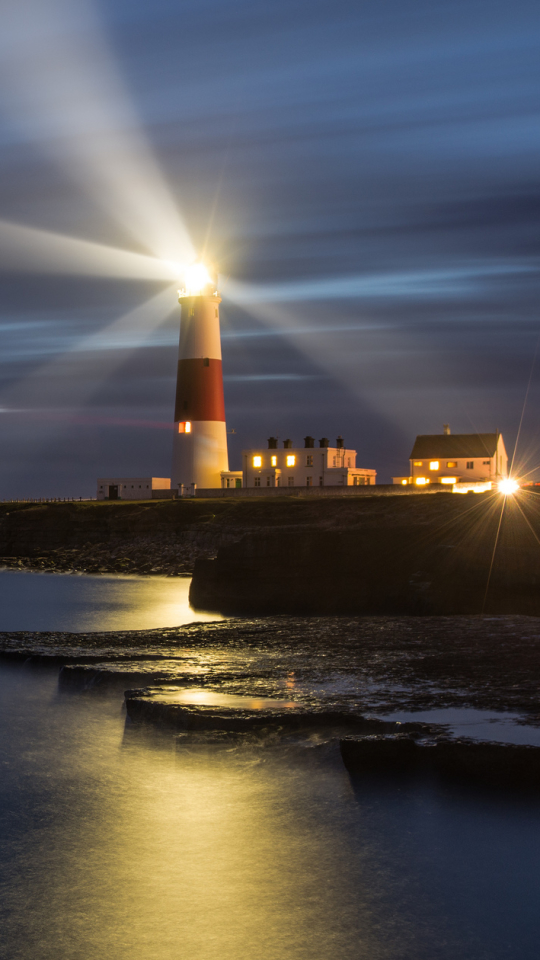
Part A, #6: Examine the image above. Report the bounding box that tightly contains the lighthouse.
[171,263,229,493]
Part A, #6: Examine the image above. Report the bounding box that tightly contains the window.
[286,455,295,467]
[253,456,262,467]
[415,477,429,485]
[266,477,271,486]
[226,478,231,488]
[347,457,351,467]
[254,477,260,487]
[271,455,277,467]
[414,461,422,466]
[235,479,241,488]
[288,476,294,486]
[446,461,457,468]
[333,456,337,466]
[178,421,191,433]
[429,461,439,470]
[483,460,490,465]
[466,461,474,469]
[306,477,312,486]
[319,477,323,486]
[441,477,457,484]
[306,455,313,467]
[203,357,209,367]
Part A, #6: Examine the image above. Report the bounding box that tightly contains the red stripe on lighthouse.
[174,358,225,422]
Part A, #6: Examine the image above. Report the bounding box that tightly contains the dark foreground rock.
[191,493,540,615]
[3,615,540,717]
[340,736,540,789]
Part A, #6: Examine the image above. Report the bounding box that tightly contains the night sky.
[1,0,539,496]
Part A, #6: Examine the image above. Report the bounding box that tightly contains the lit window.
[253,455,262,467]
[429,461,439,470]
[447,461,457,468]
[271,455,277,467]
[401,479,407,485]
[178,421,191,433]
[414,461,422,466]
[415,477,429,485]
[286,455,295,467]
[466,461,474,469]
[441,477,457,484]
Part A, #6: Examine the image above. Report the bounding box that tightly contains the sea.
[0,569,539,960]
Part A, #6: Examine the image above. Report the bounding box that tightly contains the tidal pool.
[1,661,540,960]
[0,569,223,631]
[378,707,540,746]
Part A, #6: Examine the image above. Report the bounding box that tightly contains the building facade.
[239,437,376,489]
[96,478,172,500]
[393,428,508,487]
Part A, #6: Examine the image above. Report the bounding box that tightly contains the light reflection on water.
[148,687,298,710]
[1,662,540,960]
[0,569,224,631]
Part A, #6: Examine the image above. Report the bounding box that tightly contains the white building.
[238,437,376,489]
[96,478,172,500]
[393,427,508,488]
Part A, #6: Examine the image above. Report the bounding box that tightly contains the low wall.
[194,483,448,499]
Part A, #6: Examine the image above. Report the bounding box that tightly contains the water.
[144,687,298,710]
[1,661,540,960]
[0,569,223,631]
[378,707,540,746]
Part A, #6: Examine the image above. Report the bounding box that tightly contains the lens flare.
[179,262,216,297]
[499,478,519,495]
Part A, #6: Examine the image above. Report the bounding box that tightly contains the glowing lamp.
[178,261,217,298]
[499,478,519,496]
[253,456,262,467]
[401,479,407,485]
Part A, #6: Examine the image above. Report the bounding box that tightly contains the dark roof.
[410,433,499,459]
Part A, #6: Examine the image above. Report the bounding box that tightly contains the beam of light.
[0,285,177,418]
[222,280,448,432]
[510,333,540,478]
[499,478,519,495]
[481,496,507,614]
[0,219,183,281]
[223,263,536,305]
[0,0,193,263]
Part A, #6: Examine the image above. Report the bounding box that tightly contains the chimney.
[304,436,315,448]
[283,438,293,449]
[443,424,451,435]
[319,437,329,448]
[336,436,344,449]
[267,437,278,449]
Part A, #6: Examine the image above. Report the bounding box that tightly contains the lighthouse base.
[172,420,229,493]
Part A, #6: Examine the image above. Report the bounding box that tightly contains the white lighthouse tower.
[171,264,229,493]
